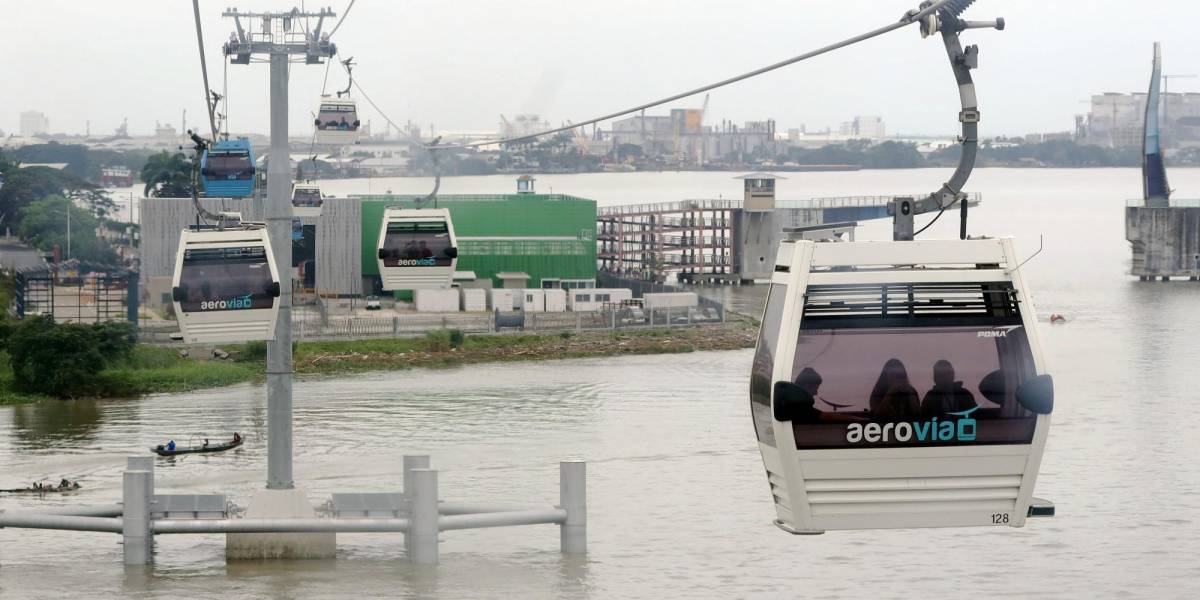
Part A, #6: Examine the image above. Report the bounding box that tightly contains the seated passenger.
[418,241,433,259]
[403,241,420,259]
[920,359,977,418]
[167,440,176,452]
[869,358,920,421]
[791,368,865,424]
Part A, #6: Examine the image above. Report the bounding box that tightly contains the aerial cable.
[191,0,219,141]
[303,57,335,181]
[349,75,444,205]
[328,0,356,37]
[414,0,957,150]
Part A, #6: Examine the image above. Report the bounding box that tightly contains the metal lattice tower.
[222,7,337,491]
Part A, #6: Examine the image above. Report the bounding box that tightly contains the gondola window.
[179,247,275,312]
[750,284,787,447]
[205,153,253,179]
[380,222,453,267]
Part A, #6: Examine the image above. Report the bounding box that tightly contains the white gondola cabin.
[752,237,1054,534]
[171,226,281,344]
[376,208,458,290]
[313,95,361,145]
[291,182,324,217]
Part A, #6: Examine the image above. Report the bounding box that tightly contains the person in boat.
[233,432,241,444]
[167,440,176,452]
[869,359,921,421]
[203,438,210,449]
[920,360,977,419]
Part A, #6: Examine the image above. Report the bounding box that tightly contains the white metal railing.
[598,193,982,216]
[0,456,585,566]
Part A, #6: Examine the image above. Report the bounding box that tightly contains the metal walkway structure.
[597,193,981,283]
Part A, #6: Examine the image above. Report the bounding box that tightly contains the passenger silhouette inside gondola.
[920,359,977,418]
[793,368,865,424]
[869,359,921,421]
[403,240,419,259]
[418,240,433,258]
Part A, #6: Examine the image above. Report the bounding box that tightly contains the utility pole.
[222,7,336,491]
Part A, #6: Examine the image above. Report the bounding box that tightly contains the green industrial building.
[313,192,597,296]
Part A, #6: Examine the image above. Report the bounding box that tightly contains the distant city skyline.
[3,1,1199,139]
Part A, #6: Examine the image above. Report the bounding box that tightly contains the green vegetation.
[18,194,119,264]
[6,316,136,397]
[0,149,126,266]
[929,139,1142,167]
[10,142,156,183]
[0,322,757,406]
[141,151,196,198]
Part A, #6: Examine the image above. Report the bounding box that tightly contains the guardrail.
[0,456,585,566]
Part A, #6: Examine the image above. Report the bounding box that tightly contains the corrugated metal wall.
[315,197,363,294]
[138,197,264,285]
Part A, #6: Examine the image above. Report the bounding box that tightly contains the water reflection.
[11,399,114,448]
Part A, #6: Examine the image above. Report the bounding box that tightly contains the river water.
[6,168,1200,599]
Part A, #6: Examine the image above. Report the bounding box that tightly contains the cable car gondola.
[751,238,1055,534]
[749,2,1054,534]
[313,95,361,145]
[376,208,457,290]
[291,182,324,217]
[200,138,256,198]
[172,224,281,343]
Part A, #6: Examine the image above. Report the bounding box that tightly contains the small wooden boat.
[152,435,243,457]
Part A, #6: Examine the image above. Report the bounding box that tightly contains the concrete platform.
[226,488,336,559]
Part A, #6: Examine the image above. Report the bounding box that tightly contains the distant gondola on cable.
[376,208,458,290]
[200,138,256,198]
[291,182,324,217]
[313,95,361,145]
[313,57,362,145]
[172,221,281,343]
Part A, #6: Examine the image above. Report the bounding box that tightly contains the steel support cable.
[329,0,356,37]
[401,0,958,150]
[350,77,443,206]
[303,57,335,180]
[191,0,219,141]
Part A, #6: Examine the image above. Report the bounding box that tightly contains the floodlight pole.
[223,8,336,491]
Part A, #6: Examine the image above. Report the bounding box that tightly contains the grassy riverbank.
[0,322,758,406]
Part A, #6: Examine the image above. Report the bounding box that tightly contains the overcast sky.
[2,0,1198,139]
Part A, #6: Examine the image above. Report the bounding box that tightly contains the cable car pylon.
[215,7,338,558]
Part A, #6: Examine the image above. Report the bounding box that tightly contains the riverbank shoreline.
[0,322,758,407]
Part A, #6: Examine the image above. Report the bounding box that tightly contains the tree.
[141,151,195,198]
[6,316,136,398]
[11,143,156,184]
[0,151,94,232]
[862,141,925,169]
[18,195,118,264]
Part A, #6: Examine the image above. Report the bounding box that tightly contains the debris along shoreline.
[292,322,759,375]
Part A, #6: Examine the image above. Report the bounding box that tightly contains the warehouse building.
[139,186,597,307]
